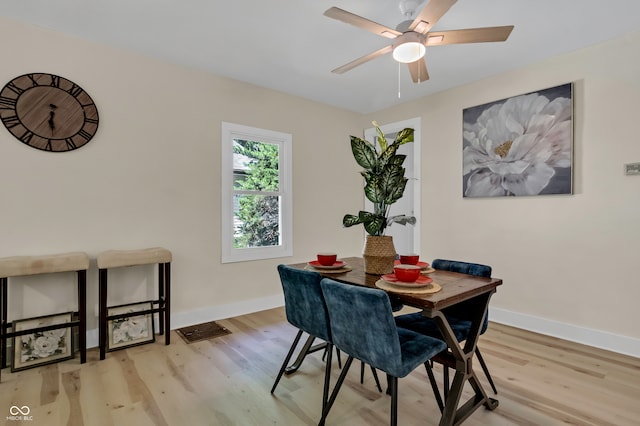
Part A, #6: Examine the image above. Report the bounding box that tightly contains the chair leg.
[322,343,333,412]
[370,366,383,393]
[424,362,444,413]
[271,330,304,393]
[358,360,382,392]
[388,374,398,426]
[476,347,497,394]
[322,345,343,370]
[319,356,354,426]
[284,334,316,375]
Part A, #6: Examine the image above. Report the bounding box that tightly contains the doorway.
[364,117,421,256]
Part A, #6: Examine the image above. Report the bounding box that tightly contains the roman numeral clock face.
[0,73,99,152]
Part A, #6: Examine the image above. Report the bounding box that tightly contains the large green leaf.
[350,136,377,170]
[388,154,406,166]
[363,175,384,203]
[359,211,386,236]
[343,211,385,235]
[385,177,408,204]
[342,214,362,228]
[378,145,397,166]
[394,128,414,145]
[375,126,388,151]
[380,165,406,199]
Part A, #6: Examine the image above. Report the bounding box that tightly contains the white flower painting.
[463,83,573,197]
[107,302,155,350]
[12,313,74,372]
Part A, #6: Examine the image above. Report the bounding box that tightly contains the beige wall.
[370,31,640,355]
[0,17,365,336]
[1,16,638,356]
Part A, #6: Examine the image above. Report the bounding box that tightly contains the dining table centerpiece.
[343,121,416,274]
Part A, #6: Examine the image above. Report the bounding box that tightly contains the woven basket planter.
[363,235,396,275]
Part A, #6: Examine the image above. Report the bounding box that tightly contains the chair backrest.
[432,259,492,331]
[320,278,404,376]
[277,264,331,342]
[431,259,491,278]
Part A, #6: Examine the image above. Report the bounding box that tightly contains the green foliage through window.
[233,140,281,248]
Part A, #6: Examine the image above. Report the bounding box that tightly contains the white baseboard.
[84,298,639,359]
[490,307,640,359]
[170,294,285,330]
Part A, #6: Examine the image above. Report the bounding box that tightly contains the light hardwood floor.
[1,307,639,425]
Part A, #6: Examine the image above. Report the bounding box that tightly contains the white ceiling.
[2,0,640,114]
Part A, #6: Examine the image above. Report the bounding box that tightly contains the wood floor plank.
[1,309,639,425]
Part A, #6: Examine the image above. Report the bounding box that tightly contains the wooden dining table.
[289,256,503,426]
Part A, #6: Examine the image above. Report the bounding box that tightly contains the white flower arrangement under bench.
[0,251,90,380]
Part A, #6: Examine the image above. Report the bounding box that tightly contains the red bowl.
[393,264,421,282]
[317,253,337,266]
[399,254,420,265]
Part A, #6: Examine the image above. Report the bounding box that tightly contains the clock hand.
[48,104,57,133]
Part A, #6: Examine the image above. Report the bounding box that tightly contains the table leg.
[428,290,497,426]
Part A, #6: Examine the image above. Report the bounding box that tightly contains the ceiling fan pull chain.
[398,61,402,99]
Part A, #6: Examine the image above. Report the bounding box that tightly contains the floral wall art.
[12,313,74,372]
[462,83,573,197]
[107,302,155,351]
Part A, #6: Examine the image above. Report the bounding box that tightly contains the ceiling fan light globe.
[393,41,426,63]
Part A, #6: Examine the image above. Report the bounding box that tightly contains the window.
[221,122,292,263]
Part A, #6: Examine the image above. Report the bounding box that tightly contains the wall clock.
[0,73,99,152]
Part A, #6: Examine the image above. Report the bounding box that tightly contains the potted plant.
[343,121,416,274]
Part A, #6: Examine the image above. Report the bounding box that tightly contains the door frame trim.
[364,117,421,254]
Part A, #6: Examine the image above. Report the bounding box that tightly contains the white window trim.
[221,122,293,263]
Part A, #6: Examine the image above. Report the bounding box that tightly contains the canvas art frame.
[107,301,155,351]
[12,312,74,372]
[463,83,573,197]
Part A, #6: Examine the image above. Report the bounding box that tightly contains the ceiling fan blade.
[408,59,430,83]
[331,45,394,74]
[426,26,514,45]
[409,0,458,33]
[324,7,401,39]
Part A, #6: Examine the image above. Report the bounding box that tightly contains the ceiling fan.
[324,0,514,83]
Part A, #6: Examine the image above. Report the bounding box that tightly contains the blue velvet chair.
[319,278,447,426]
[394,259,498,396]
[272,265,382,414]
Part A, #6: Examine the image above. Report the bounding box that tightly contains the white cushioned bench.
[97,247,172,360]
[0,252,90,379]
